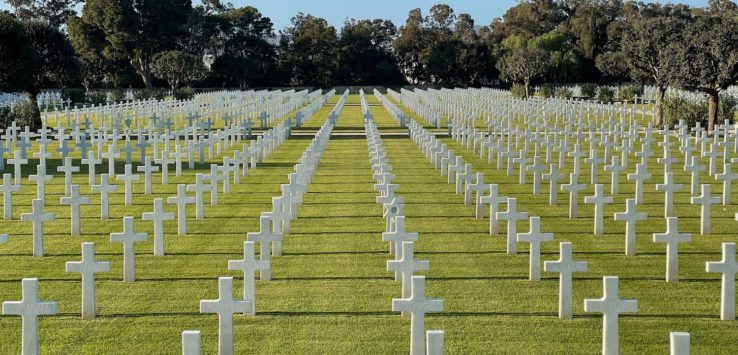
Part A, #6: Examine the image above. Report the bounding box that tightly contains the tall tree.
[335,19,404,85]
[151,50,207,89]
[497,46,549,98]
[393,8,430,84]
[279,13,337,86]
[3,0,82,28]
[0,12,35,93]
[75,0,192,89]
[666,15,738,131]
[620,14,686,125]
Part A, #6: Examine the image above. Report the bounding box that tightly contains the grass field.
[0,94,737,353]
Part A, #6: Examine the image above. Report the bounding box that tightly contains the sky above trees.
[0,0,712,30]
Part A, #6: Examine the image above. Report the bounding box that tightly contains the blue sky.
[1,0,711,31]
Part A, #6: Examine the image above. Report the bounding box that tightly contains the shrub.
[597,87,616,103]
[663,96,706,129]
[555,87,572,99]
[86,91,106,105]
[719,94,738,124]
[62,89,85,105]
[0,99,41,130]
[618,85,642,102]
[174,87,194,101]
[538,84,555,98]
[580,83,598,98]
[108,89,124,102]
[511,83,527,99]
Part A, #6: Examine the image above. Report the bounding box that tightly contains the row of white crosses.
[363,100,444,355]
[0,93,335,355]
[403,108,698,354]
[187,93,340,355]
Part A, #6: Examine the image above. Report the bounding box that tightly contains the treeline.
[2,0,738,130]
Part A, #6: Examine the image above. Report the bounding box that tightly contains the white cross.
[102,144,120,177]
[205,164,222,205]
[116,164,140,206]
[382,215,419,266]
[91,173,118,219]
[109,217,148,282]
[228,241,269,316]
[584,184,613,235]
[56,157,80,195]
[544,242,588,319]
[603,156,624,194]
[627,162,651,204]
[60,184,90,236]
[496,197,528,255]
[247,214,282,281]
[187,173,211,219]
[392,276,443,355]
[517,216,554,281]
[465,173,490,219]
[480,184,507,235]
[155,148,171,184]
[585,149,605,184]
[20,199,54,257]
[2,278,57,355]
[8,150,27,186]
[542,163,564,205]
[526,156,548,194]
[142,198,174,256]
[706,242,738,320]
[691,184,720,235]
[653,217,692,282]
[1,173,20,220]
[715,163,738,205]
[684,156,705,194]
[167,184,196,235]
[81,151,102,186]
[613,198,647,256]
[561,173,586,219]
[655,172,683,217]
[136,156,160,195]
[65,242,110,319]
[584,276,638,355]
[388,241,430,316]
[28,164,53,202]
[199,277,252,355]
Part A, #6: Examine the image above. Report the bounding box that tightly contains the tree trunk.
[655,85,667,126]
[707,91,719,133]
[524,78,530,99]
[132,57,154,90]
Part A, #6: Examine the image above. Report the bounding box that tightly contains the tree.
[76,0,192,89]
[0,12,35,94]
[0,14,79,128]
[620,15,686,125]
[279,13,338,86]
[335,19,404,85]
[394,8,430,84]
[454,13,477,43]
[151,50,207,89]
[3,0,82,28]
[497,46,549,98]
[666,15,738,131]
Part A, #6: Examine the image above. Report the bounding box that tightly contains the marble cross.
[60,184,90,236]
[199,277,252,355]
[65,242,110,319]
[542,163,564,205]
[706,242,738,320]
[544,242,588,319]
[1,173,20,220]
[187,174,211,219]
[91,174,118,219]
[392,276,443,355]
[228,241,269,316]
[109,217,148,282]
[142,198,175,256]
[653,217,692,282]
[246,215,282,281]
[584,276,638,355]
[584,184,613,235]
[517,217,554,281]
[480,184,507,235]
[613,199,647,256]
[20,199,54,257]
[561,173,586,219]
[116,164,140,206]
[388,241,430,316]
[2,278,57,355]
[496,198,529,255]
[690,184,720,235]
[655,173,683,217]
[136,156,160,195]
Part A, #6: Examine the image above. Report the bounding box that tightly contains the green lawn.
[0,94,736,353]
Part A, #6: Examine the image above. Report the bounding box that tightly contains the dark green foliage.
[85,90,106,105]
[174,87,195,100]
[510,83,527,99]
[663,96,707,129]
[597,87,615,103]
[618,85,642,102]
[539,84,555,98]
[0,99,41,130]
[555,87,572,99]
[580,83,598,98]
[62,88,85,104]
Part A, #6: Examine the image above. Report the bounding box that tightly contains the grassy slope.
[0,94,737,353]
